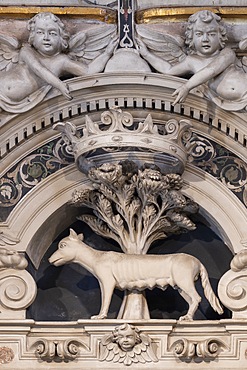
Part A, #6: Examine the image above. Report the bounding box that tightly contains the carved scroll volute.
[171,338,224,360]
[0,268,37,319]
[218,249,247,318]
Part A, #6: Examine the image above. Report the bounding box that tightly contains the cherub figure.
[0,12,117,113]
[113,323,140,351]
[99,323,158,366]
[137,10,247,111]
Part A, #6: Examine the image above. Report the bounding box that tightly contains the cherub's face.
[192,19,221,56]
[32,18,62,56]
[117,327,136,351]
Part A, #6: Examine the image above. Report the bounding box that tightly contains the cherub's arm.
[137,38,192,75]
[173,47,236,104]
[137,38,172,73]
[19,44,71,99]
[87,36,118,74]
[62,37,118,76]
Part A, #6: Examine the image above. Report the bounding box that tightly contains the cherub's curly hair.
[113,324,142,345]
[185,10,227,53]
[28,12,70,52]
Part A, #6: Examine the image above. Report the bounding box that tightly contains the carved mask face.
[192,19,221,56]
[117,327,136,351]
[32,18,62,56]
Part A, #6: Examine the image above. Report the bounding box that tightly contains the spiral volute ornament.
[0,269,37,310]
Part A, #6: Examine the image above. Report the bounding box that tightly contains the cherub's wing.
[136,24,186,65]
[99,335,123,363]
[0,33,20,71]
[69,24,117,64]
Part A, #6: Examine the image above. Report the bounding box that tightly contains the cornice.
[136,7,247,23]
[0,6,116,22]
[0,6,246,24]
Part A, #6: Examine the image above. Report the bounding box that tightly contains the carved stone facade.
[0,1,247,369]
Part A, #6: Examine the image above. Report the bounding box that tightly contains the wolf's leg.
[91,278,115,319]
[177,284,201,321]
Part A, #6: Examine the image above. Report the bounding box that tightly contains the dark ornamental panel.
[187,134,247,207]
[0,138,74,222]
[0,132,246,222]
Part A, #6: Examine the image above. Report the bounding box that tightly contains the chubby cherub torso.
[186,53,247,101]
[0,51,70,102]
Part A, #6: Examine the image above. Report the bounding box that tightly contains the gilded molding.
[0,6,116,22]
[136,7,247,23]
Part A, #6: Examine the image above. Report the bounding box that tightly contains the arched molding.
[183,164,247,254]
[1,73,247,169]
[0,164,87,267]
[0,161,246,268]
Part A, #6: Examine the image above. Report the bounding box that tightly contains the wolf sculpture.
[49,229,223,320]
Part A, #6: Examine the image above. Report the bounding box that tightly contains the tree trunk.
[117,290,150,319]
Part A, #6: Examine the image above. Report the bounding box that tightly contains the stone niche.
[0,2,247,370]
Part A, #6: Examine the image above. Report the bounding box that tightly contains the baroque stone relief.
[136,9,247,111]
[0,7,246,113]
[218,249,247,318]
[0,12,117,113]
[48,108,225,321]
[0,4,246,369]
[187,134,247,207]
[33,338,88,361]
[0,137,74,222]
[171,337,225,361]
[99,323,158,365]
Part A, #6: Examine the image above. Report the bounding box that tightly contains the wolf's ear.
[78,233,84,241]
[69,228,78,239]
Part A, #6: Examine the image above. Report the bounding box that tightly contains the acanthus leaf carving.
[0,248,27,270]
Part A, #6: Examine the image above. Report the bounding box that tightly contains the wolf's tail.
[200,264,223,315]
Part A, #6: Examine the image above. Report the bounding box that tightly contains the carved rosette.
[0,347,14,364]
[0,269,37,317]
[218,250,247,318]
[171,338,224,360]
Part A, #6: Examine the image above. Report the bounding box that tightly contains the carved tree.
[72,160,198,319]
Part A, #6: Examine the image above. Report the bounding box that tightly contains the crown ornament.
[54,107,192,174]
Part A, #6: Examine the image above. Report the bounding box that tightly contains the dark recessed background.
[27,219,233,321]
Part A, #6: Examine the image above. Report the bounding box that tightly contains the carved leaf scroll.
[72,161,198,255]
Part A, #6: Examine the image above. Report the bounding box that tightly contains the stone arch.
[1,161,244,269]
[0,74,246,268]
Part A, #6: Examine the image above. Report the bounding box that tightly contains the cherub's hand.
[136,38,149,58]
[172,84,190,105]
[105,35,118,56]
[59,82,73,100]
